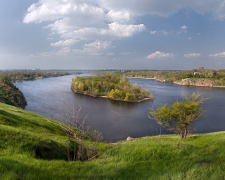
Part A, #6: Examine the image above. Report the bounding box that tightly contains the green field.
[0,102,225,180]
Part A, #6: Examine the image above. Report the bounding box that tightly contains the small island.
[71,75,154,102]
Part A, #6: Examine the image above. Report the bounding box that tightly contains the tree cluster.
[71,75,153,101]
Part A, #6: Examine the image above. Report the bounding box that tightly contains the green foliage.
[1,103,225,179]
[149,93,205,138]
[0,78,27,108]
[0,103,105,161]
[71,75,153,101]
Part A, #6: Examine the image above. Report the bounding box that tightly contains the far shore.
[127,76,225,88]
[173,81,225,88]
[72,89,154,103]
[126,77,155,80]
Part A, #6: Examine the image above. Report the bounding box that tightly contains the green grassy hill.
[1,102,225,179]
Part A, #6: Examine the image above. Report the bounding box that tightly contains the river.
[13,74,225,142]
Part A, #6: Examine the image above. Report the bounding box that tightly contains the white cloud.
[162,30,171,35]
[23,0,225,56]
[83,40,112,55]
[184,53,201,58]
[147,51,175,59]
[59,47,72,53]
[209,52,225,58]
[24,0,146,52]
[106,22,145,37]
[50,39,78,47]
[181,25,187,30]
[150,30,173,35]
[107,10,131,23]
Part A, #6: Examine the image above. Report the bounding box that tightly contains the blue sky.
[1,0,225,70]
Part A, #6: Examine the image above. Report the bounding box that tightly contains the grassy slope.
[0,102,225,179]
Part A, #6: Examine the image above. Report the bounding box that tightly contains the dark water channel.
[14,74,225,142]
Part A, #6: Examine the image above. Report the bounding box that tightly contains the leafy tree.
[149,93,205,138]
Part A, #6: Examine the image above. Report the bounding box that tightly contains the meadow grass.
[0,102,225,179]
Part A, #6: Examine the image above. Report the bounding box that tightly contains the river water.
[13,74,225,142]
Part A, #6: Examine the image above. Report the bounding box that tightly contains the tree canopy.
[71,75,154,102]
[149,93,205,138]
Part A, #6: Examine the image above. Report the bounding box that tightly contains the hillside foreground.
[0,102,225,179]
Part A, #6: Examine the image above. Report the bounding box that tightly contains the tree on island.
[71,75,154,102]
[149,93,205,138]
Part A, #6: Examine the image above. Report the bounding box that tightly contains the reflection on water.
[13,75,225,142]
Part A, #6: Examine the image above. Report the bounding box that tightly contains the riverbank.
[72,89,154,102]
[127,76,225,88]
[1,102,225,179]
[128,77,155,80]
[0,78,27,108]
[173,79,225,88]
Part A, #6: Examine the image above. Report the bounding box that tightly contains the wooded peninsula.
[95,67,225,87]
[71,75,154,102]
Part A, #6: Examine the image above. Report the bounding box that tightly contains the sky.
[1,0,225,70]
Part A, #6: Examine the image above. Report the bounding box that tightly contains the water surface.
[14,75,225,142]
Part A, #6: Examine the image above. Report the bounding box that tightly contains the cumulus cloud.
[50,39,78,47]
[147,51,175,59]
[23,0,225,55]
[184,53,201,58]
[23,0,147,52]
[209,52,225,58]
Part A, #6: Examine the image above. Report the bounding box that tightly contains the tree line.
[120,67,225,86]
[0,71,75,81]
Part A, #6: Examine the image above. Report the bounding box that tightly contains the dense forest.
[71,75,153,102]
